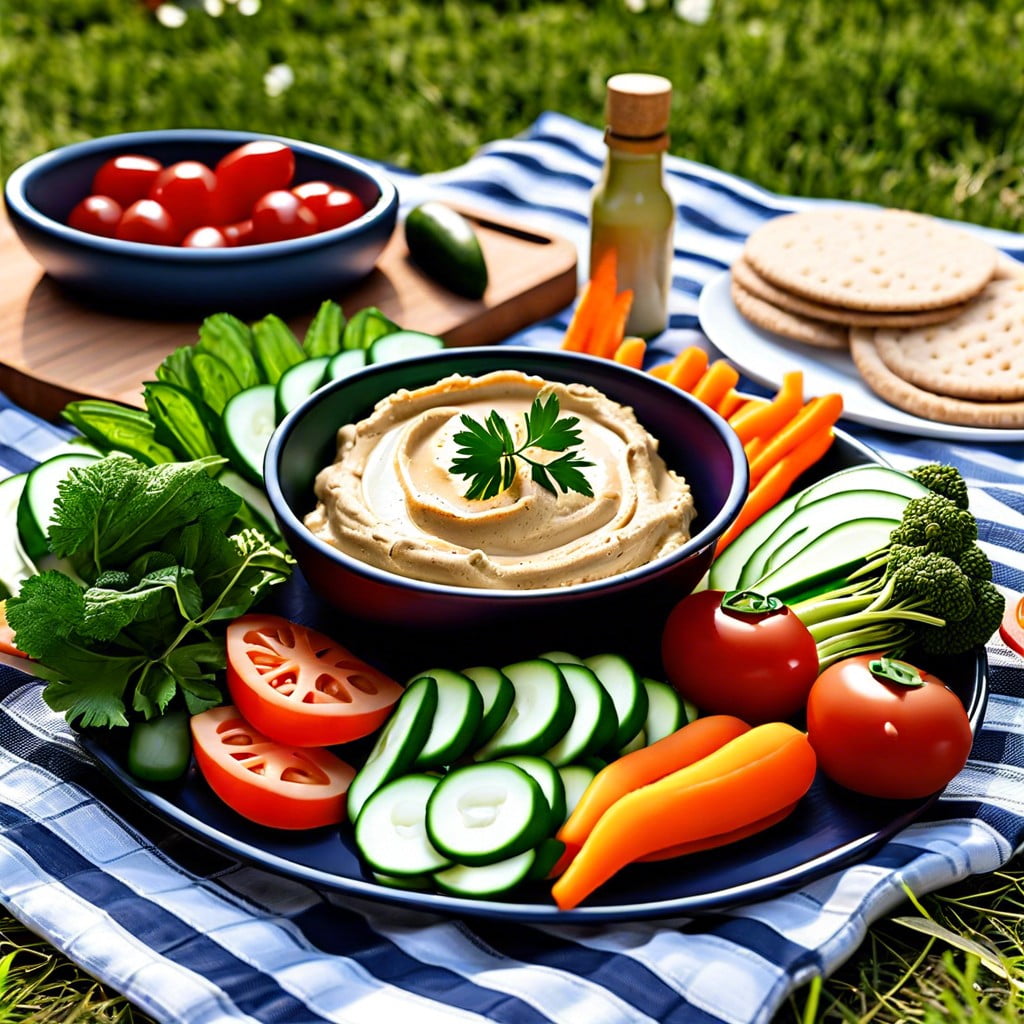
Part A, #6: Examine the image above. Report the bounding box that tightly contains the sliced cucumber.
[498,754,566,833]
[793,463,929,508]
[473,659,575,760]
[347,676,438,822]
[461,664,515,750]
[434,849,536,898]
[324,348,367,382]
[527,837,568,881]
[354,773,453,876]
[17,452,102,561]
[222,384,277,484]
[425,761,548,866]
[537,650,585,665]
[217,469,279,536]
[367,331,445,365]
[583,653,649,753]
[0,474,37,596]
[557,763,597,822]
[616,728,647,756]
[640,677,694,746]
[372,871,433,891]
[540,661,616,767]
[409,668,483,770]
[274,355,330,422]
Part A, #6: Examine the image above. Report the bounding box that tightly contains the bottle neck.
[601,146,665,188]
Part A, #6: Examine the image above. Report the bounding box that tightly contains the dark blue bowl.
[265,347,748,661]
[3,129,398,317]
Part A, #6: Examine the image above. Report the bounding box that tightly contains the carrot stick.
[562,248,618,353]
[729,371,804,444]
[551,723,817,910]
[649,360,675,380]
[665,347,709,392]
[592,289,635,359]
[691,359,740,410]
[727,396,771,424]
[612,336,647,369]
[716,427,836,554]
[716,388,747,420]
[747,392,843,484]
[743,437,765,462]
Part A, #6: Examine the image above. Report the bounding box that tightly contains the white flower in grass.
[155,3,188,27]
[237,0,261,14]
[675,0,713,24]
[625,0,647,12]
[264,63,295,98]
[204,0,225,15]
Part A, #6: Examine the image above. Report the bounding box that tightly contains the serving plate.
[79,431,989,923]
[698,270,1024,444]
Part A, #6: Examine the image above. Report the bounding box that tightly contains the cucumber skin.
[404,202,488,300]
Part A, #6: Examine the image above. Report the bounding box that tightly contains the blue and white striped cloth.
[1,112,1022,1024]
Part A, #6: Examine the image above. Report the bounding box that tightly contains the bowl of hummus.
[265,347,747,654]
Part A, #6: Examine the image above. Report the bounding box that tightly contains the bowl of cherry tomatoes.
[3,129,398,316]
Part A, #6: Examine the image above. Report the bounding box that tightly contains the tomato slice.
[999,593,1024,657]
[190,705,355,830]
[226,614,404,747]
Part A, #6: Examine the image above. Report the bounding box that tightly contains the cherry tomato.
[181,225,230,248]
[250,189,318,243]
[214,140,295,224]
[293,181,366,230]
[225,614,405,747]
[191,705,355,830]
[115,199,180,245]
[67,194,123,238]
[806,655,973,800]
[148,161,219,234]
[661,589,819,723]
[91,154,163,207]
[999,593,1024,657]
[222,219,255,246]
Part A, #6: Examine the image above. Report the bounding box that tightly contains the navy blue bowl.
[3,129,398,317]
[265,347,748,661]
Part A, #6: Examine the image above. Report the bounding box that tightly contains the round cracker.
[849,329,1024,428]
[744,207,998,312]
[731,255,968,327]
[730,277,849,349]
[870,276,1024,401]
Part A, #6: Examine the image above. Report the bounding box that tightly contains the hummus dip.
[304,370,696,589]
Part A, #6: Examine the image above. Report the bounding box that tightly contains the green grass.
[1,1,1023,1021]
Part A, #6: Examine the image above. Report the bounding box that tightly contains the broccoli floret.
[909,463,970,509]
[888,553,974,622]
[889,493,977,559]
[917,578,1005,656]
[959,543,993,581]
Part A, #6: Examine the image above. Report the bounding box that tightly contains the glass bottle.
[589,73,675,339]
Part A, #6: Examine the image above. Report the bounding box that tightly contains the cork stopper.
[605,73,672,151]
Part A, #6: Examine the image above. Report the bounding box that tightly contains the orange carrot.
[665,347,710,392]
[726,396,771,424]
[0,602,26,660]
[716,388,747,420]
[557,715,750,854]
[716,427,836,554]
[562,248,618,353]
[728,371,804,444]
[747,392,843,484]
[743,436,765,462]
[551,723,817,910]
[649,361,675,380]
[639,802,797,862]
[592,289,635,359]
[691,359,741,410]
[612,336,647,369]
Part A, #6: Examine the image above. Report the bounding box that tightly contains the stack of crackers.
[730,207,1024,428]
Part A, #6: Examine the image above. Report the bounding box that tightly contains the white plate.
[697,270,1024,444]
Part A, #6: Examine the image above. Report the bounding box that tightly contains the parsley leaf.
[450,394,594,500]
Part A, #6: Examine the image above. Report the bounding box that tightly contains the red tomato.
[225,614,404,746]
[293,181,366,230]
[214,140,295,224]
[91,154,163,207]
[661,589,819,723]
[806,655,973,800]
[250,190,319,243]
[115,199,180,245]
[999,593,1024,657]
[182,225,230,248]
[222,219,255,246]
[148,161,219,234]
[67,194,123,238]
[191,705,354,830]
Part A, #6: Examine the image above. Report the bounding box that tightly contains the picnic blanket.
[1,112,1022,1024]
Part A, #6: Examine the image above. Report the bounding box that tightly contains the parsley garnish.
[449,394,595,500]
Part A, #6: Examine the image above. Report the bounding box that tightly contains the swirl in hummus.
[304,370,696,589]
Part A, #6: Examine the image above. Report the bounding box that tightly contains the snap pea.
[192,350,244,415]
[127,710,191,783]
[342,306,399,351]
[251,315,305,384]
[197,313,262,389]
[156,345,200,394]
[61,400,176,466]
[143,381,221,461]
[301,299,345,358]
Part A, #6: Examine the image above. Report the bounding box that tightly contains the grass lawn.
[1,1,1023,1021]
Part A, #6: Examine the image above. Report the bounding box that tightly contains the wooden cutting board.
[0,205,578,419]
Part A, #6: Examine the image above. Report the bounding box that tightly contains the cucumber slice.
[473,659,575,760]
[527,837,568,881]
[540,661,616,767]
[0,473,37,596]
[537,650,584,665]
[640,677,693,746]
[498,754,566,832]
[16,452,102,561]
[425,761,548,866]
[557,763,597,821]
[324,348,367,382]
[347,676,438,822]
[372,871,433,891]
[274,355,330,422]
[461,664,515,749]
[367,331,445,364]
[222,384,277,484]
[409,668,483,770]
[434,849,536,898]
[583,653,649,753]
[616,728,647,756]
[354,773,453,876]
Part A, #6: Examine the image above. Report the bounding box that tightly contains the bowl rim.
[264,345,750,602]
[3,128,399,263]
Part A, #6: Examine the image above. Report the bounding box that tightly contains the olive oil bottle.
[590,73,675,339]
